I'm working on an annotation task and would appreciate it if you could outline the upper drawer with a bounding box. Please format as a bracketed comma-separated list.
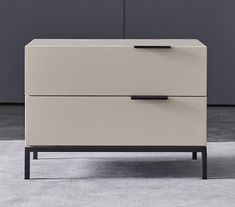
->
[25, 39, 207, 96]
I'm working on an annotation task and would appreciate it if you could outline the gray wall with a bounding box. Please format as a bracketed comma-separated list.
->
[0, 0, 235, 104]
[0, 0, 124, 103]
[125, 0, 235, 105]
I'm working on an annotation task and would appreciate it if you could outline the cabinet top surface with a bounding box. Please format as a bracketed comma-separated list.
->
[26, 39, 206, 47]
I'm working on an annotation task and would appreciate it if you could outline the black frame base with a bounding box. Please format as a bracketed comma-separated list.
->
[24, 146, 207, 180]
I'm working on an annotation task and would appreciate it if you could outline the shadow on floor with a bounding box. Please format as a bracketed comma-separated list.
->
[29, 152, 235, 180]
[38, 160, 201, 179]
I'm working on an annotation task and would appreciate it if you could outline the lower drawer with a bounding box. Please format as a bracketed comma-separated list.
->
[25, 96, 206, 146]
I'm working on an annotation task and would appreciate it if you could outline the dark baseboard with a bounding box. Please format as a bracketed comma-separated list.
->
[207, 105, 235, 107]
[0, 103, 24, 105]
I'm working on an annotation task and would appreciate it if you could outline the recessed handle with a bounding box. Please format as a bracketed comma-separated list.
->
[134, 46, 171, 49]
[131, 96, 168, 100]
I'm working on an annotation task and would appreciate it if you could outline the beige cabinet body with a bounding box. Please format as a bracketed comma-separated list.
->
[25, 39, 207, 147]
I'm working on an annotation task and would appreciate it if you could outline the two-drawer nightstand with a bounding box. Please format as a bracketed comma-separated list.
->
[25, 39, 207, 179]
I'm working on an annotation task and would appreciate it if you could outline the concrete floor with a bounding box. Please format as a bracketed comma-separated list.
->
[1, 141, 235, 207]
[0, 104, 235, 141]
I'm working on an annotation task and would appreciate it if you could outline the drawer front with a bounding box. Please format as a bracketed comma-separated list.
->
[25, 46, 206, 96]
[25, 96, 206, 146]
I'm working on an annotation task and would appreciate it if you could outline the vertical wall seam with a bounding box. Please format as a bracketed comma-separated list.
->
[123, 0, 126, 38]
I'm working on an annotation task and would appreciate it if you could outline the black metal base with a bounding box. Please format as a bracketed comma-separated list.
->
[192, 152, 197, 160]
[24, 146, 207, 180]
[33, 151, 38, 159]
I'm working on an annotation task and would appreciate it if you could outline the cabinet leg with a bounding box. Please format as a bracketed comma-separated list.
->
[25, 148, 30, 179]
[202, 148, 207, 179]
[33, 151, 38, 160]
[192, 152, 197, 160]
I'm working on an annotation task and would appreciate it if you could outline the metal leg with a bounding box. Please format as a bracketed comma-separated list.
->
[192, 152, 197, 160]
[33, 151, 38, 159]
[25, 148, 30, 179]
[202, 148, 207, 179]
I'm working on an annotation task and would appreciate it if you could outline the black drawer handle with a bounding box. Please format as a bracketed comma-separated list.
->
[134, 46, 171, 49]
[131, 96, 168, 100]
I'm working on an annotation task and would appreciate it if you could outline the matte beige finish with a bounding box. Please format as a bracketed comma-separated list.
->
[25, 39, 207, 96]
[25, 96, 206, 146]
[25, 39, 207, 147]
[26, 39, 206, 47]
